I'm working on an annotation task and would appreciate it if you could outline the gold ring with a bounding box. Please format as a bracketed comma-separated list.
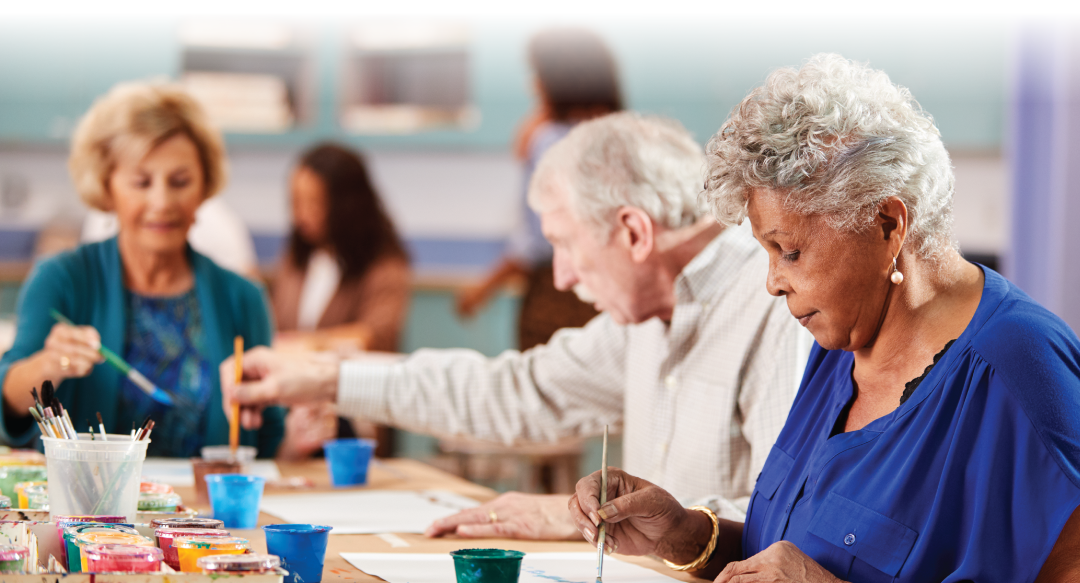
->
[488, 510, 498, 523]
[59, 355, 71, 371]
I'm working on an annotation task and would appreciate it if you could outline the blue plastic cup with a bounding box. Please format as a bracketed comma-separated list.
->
[205, 474, 265, 529]
[263, 524, 332, 583]
[323, 438, 376, 487]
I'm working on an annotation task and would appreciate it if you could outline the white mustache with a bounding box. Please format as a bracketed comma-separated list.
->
[572, 284, 597, 304]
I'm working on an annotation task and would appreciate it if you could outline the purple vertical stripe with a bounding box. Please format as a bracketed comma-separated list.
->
[1006, 26, 1080, 333]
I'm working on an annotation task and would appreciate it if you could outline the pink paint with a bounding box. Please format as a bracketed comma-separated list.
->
[154, 527, 229, 571]
[54, 515, 125, 565]
[83, 544, 163, 573]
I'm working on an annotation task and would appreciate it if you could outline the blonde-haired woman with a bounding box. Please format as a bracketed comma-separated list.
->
[0, 82, 284, 457]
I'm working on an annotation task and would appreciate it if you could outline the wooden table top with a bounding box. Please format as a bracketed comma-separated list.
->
[172, 458, 707, 582]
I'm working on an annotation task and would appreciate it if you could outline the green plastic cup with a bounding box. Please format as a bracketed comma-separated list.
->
[450, 549, 525, 583]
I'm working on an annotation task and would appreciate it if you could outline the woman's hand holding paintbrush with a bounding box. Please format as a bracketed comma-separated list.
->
[568, 467, 716, 564]
[40, 322, 104, 379]
[49, 310, 173, 406]
[1, 322, 103, 414]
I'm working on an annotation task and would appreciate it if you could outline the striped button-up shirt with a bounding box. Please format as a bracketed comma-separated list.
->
[337, 223, 813, 519]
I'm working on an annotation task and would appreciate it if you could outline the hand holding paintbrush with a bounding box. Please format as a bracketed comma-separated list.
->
[568, 444, 720, 565]
[1, 318, 104, 416]
[39, 320, 104, 381]
[49, 310, 173, 406]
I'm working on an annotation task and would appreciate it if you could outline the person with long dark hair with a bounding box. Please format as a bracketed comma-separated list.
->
[271, 143, 409, 459]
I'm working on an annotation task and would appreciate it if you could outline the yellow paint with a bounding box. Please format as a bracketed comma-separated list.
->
[177, 545, 246, 572]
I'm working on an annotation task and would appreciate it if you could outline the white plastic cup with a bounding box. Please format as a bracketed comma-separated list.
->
[43, 434, 149, 523]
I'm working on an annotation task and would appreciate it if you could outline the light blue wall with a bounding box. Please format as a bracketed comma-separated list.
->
[0, 12, 179, 140]
[0, 19, 1008, 151]
[401, 290, 519, 357]
[574, 12, 1002, 148]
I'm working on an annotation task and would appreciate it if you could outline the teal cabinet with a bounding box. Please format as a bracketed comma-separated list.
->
[401, 289, 519, 357]
[0, 13, 179, 140]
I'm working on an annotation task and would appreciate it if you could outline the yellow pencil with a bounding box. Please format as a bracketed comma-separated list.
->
[230, 336, 243, 456]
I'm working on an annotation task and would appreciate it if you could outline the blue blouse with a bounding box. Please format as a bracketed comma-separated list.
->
[120, 289, 213, 458]
[743, 267, 1080, 582]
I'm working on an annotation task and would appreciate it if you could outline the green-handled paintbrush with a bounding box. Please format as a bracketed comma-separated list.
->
[49, 309, 173, 406]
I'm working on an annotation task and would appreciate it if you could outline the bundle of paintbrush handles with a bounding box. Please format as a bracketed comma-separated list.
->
[29, 381, 78, 439]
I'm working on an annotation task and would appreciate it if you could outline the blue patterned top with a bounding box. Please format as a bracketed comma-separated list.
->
[120, 289, 214, 458]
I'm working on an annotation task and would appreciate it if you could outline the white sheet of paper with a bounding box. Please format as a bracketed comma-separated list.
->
[259, 490, 480, 534]
[140, 457, 282, 486]
[340, 552, 680, 583]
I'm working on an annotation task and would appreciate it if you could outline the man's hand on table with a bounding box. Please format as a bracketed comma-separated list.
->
[220, 346, 341, 430]
[425, 492, 582, 540]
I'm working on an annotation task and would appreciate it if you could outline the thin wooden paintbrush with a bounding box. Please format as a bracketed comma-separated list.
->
[27, 406, 49, 437]
[230, 336, 243, 457]
[96, 412, 108, 441]
[596, 425, 609, 583]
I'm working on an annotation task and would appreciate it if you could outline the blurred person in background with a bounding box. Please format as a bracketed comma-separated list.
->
[222, 113, 812, 540]
[0, 82, 285, 457]
[271, 143, 410, 461]
[456, 27, 622, 350]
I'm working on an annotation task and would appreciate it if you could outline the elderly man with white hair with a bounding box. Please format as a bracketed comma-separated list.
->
[222, 112, 811, 540]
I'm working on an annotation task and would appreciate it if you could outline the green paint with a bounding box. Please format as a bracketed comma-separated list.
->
[451, 549, 525, 583]
[0, 557, 25, 573]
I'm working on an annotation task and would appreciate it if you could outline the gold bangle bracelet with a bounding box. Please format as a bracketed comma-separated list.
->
[662, 505, 720, 572]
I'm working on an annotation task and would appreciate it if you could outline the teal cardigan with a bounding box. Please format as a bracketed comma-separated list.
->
[0, 238, 285, 457]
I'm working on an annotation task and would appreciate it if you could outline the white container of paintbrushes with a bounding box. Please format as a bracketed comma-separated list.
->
[41, 434, 149, 523]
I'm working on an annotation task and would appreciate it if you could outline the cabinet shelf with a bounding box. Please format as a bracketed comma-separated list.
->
[340, 23, 475, 135]
[352, 44, 466, 57]
[182, 43, 308, 58]
[179, 23, 316, 134]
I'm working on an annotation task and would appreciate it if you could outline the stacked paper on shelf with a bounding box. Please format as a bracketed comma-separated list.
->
[343, 104, 466, 133]
[352, 15, 470, 50]
[182, 72, 294, 132]
[179, 14, 293, 48]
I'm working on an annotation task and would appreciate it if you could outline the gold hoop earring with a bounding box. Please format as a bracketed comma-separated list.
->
[890, 256, 904, 285]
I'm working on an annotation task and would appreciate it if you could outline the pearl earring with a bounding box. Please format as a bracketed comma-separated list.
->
[890, 256, 904, 285]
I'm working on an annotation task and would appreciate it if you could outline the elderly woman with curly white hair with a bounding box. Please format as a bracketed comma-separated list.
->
[568, 54, 1080, 582]
[0, 82, 285, 457]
